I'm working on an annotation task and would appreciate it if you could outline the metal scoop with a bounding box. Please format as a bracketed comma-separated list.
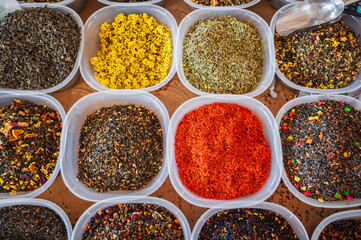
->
[276, 0, 358, 36]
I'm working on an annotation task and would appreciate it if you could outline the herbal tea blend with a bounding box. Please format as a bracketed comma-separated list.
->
[91, 13, 172, 89]
[280, 100, 361, 202]
[275, 22, 361, 89]
[182, 16, 264, 94]
[77, 104, 163, 192]
[174, 102, 271, 200]
[106, 0, 149, 2]
[319, 219, 361, 239]
[20, 0, 64, 2]
[0, 99, 62, 194]
[0, 7, 81, 90]
[198, 208, 299, 239]
[82, 203, 184, 239]
[189, 0, 253, 6]
[0, 205, 67, 240]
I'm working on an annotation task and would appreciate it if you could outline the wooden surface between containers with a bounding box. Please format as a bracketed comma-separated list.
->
[41, 0, 361, 238]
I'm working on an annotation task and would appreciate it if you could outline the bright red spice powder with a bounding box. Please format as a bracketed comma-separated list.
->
[174, 102, 271, 200]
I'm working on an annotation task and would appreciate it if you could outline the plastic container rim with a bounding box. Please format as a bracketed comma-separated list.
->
[176, 8, 276, 98]
[80, 4, 178, 93]
[275, 94, 361, 208]
[61, 90, 170, 202]
[168, 95, 282, 208]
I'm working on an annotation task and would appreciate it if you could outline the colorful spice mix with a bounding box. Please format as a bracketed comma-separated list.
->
[0, 7, 81, 90]
[275, 22, 361, 89]
[174, 102, 271, 200]
[77, 104, 163, 192]
[82, 203, 183, 239]
[190, 0, 253, 6]
[182, 16, 264, 94]
[91, 13, 172, 89]
[0, 99, 62, 194]
[107, 0, 149, 2]
[319, 219, 361, 239]
[280, 100, 361, 202]
[0, 205, 67, 239]
[198, 208, 299, 239]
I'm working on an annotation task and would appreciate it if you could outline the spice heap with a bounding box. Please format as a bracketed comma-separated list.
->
[91, 13, 172, 89]
[20, 0, 63, 2]
[190, 0, 253, 6]
[319, 219, 361, 239]
[0, 205, 67, 239]
[183, 16, 264, 94]
[82, 203, 183, 239]
[175, 102, 271, 200]
[280, 100, 361, 202]
[198, 208, 299, 239]
[77, 104, 163, 192]
[275, 22, 361, 89]
[0, 99, 62, 194]
[107, 0, 149, 2]
[0, 7, 81, 90]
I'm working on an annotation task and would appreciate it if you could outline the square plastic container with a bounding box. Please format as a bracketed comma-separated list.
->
[80, 5, 178, 92]
[191, 202, 309, 240]
[17, 0, 87, 12]
[0, 93, 66, 199]
[0, 3, 84, 94]
[270, 3, 361, 95]
[168, 95, 282, 208]
[276, 94, 361, 208]
[176, 9, 276, 98]
[97, 0, 164, 7]
[72, 196, 191, 240]
[311, 209, 361, 240]
[61, 91, 170, 202]
[184, 0, 260, 11]
[0, 198, 72, 239]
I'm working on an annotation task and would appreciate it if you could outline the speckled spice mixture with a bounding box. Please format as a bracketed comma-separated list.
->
[275, 22, 361, 89]
[319, 219, 361, 239]
[82, 203, 184, 239]
[0, 99, 62, 194]
[0, 205, 67, 240]
[0, 7, 80, 90]
[77, 104, 163, 192]
[280, 100, 361, 202]
[198, 208, 299, 239]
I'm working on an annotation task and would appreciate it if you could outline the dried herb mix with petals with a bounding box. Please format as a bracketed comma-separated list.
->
[77, 104, 163, 192]
[198, 208, 299, 239]
[82, 203, 183, 239]
[0, 205, 67, 240]
[319, 219, 361, 239]
[275, 22, 361, 89]
[21, 0, 64, 2]
[175, 102, 271, 200]
[280, 100, 361, 202]
[182, 16, 264, 94]
[0, 99, 62, 194]
[190, 0, 253, 6]
[0, 7, 80, 90]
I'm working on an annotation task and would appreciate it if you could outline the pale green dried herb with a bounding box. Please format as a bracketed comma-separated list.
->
[182, 16, 264, 94]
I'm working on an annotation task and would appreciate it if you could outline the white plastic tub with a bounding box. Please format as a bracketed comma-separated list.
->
[176, 9, 275, 98]
[80, 5, 177, 92]
[0, 3, 84, 94]
[276, 94, 361, 208]
[61, 91, 169, 202]
[72, 196, 191, 240]
[311, 209, 361, 240]
[168, 95, 282, 208]
[98, 0, 164, 7]
[18, 0, 86, 12]
[0, 198, 72, 239]
[270, 3, 361, 94]
[184, 0, 260, 11]
[191, 202, 309, 240]
[0, 93, 66, 199]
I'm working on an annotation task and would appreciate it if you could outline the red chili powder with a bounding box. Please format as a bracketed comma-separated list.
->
[174, 102, 271, 200]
